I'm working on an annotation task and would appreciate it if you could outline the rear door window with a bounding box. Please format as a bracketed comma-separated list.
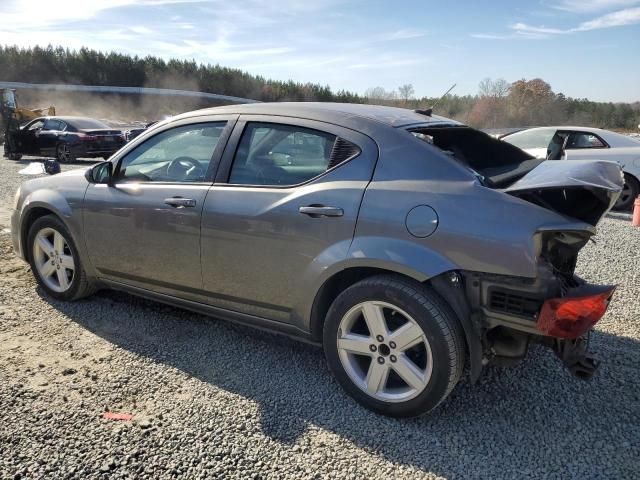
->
[228, 122, 360, 186]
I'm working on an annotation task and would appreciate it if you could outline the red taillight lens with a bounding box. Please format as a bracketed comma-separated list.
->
[537, 287, 616, 339]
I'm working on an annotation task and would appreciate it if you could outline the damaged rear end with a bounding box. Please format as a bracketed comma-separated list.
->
[488, 160, 621, 378]
[412, 125, 623, 380]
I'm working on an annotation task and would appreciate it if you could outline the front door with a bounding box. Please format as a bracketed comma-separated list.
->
[38, 119, 65, 156]
[18, 119, 44, 155]
[200, 117, 377, 323]
[83, 119, 234, 298]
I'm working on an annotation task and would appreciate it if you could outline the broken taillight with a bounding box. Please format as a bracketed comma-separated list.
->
[536, 286, 616, 339]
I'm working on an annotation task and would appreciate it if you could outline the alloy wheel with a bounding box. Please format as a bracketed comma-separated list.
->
[336, 301, 433, 403]
[58, 144, 71, 162]
[32, 227, 75, 293]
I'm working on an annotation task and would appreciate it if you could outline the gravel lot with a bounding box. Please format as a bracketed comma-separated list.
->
[1, 156, 639, 479]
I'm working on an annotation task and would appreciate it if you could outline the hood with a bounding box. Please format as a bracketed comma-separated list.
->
[503, 160, 623, 226]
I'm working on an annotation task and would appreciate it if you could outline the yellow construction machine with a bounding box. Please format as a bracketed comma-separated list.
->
[2, 88, 55, 159]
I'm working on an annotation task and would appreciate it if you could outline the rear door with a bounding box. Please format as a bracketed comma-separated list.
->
[83, 116, 236, 299]
[200, 116, 377, 323]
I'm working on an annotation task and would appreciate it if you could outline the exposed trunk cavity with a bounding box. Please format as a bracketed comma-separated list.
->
[410, 126, 624, 226]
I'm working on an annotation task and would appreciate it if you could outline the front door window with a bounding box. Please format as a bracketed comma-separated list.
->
[116, 122, 226, 183]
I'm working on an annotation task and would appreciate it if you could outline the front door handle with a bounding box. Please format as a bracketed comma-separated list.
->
[164, 197, 196, 208]
[299, 205, 344, 218]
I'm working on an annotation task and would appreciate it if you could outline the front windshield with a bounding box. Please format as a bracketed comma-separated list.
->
[502, 128, 556, 150]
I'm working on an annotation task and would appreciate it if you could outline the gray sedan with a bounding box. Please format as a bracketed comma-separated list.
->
[11, 103, 623, 417]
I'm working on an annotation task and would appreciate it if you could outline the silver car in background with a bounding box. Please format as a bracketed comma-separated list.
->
[11, 103, 622, 417]
[501, 126, 640, 210]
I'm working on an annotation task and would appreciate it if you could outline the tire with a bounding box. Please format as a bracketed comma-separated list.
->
[27, 215, 95, 301]
[613, 174, 639, 211]
[323, 275, 465, 417]
[56, 143, 75, 163]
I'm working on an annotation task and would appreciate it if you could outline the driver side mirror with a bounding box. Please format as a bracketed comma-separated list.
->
[87, 161, 113, 184]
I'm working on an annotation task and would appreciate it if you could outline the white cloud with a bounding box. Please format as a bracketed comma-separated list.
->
[574, 5, 640, 29]
[384, 29, 427, 40]
[476, 5, 640, 39]
[511, 6, 640, 34]
[470, 33, 513, 40]
[510, 23, 564, 34]
[552, 0, 640, 13]
[129, 26, 153, 35]
[2, 0, 210, 29]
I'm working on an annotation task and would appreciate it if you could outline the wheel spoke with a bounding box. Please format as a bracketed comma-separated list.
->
[36, 235, 53, 255]
[59, 254, 74, 270]
[39, 261, 56, 279]
[389, 322, 424, 352]
[361, 303, 388, 339]
[392, 354, 426, 391]
[337, 333, 373, 356]
[56, 268, 70, 290]
[53, 232, 65, 253]
[365, 360, 389, 394]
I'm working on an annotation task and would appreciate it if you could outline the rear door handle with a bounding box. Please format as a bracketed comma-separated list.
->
[164, 197, 196, 208]
[299, 205, 344, 217]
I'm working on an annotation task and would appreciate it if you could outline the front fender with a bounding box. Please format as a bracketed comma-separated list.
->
[18, 184, 93, 275]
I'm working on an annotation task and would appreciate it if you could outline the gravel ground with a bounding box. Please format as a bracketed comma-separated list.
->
[0, 156, 639, 479]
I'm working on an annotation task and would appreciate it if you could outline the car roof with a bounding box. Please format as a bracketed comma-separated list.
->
[44, 116, 107, 123]
[504, 125, 640, 148]
[179, 102, 461, 129]
[516, 125, 609, 133]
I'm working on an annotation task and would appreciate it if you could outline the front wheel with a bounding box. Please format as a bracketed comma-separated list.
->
[27, 215, 95, 301]
[323, 275, 465, 417]
[613, 174, 639, 211]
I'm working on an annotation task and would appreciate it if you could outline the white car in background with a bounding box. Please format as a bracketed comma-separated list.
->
[501, 126, 640, 210]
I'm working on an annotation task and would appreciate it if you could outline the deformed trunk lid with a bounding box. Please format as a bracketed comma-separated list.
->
[503, 160, 624, 225]
[503, 160, 623, 193]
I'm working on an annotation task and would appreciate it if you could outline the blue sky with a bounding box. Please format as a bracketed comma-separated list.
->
[2, 0, 639, 101]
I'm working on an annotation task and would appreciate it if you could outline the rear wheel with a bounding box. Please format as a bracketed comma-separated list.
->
[613, 174, 639, 211]
[56, 143, 75, 163]
[323, 275, 465, 417]
[27, 215, 94, 301]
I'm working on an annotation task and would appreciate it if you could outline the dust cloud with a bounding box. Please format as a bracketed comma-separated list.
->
[16, 88, 231, 128]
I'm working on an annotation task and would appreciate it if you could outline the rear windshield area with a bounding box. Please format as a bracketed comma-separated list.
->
[409, 125, 544, 188]
[68, 118, 110, 129]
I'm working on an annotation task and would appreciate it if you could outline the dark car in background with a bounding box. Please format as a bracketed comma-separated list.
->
[10, 116, 125, 162]
[124, 121, 158, 142]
